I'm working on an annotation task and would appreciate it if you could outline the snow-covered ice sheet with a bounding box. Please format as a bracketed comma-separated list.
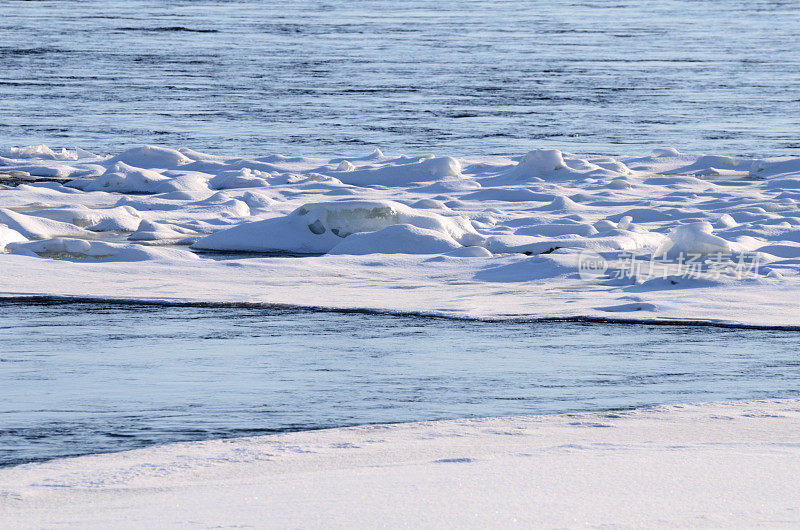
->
[1, 145, 800, 326]
[1, 399, 798, 528]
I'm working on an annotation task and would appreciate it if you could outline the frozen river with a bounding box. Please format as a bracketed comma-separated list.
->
[1, 301, 798, 466]
[2, 0, 800, 469]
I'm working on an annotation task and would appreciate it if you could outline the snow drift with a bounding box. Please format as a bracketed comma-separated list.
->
[192, 200, 484, 254]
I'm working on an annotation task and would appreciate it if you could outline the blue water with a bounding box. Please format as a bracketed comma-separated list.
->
[1, 301, 798, 467]
[1, 0, 799, 158]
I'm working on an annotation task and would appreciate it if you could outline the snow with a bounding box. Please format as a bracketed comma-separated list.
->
[1, 399, 798, 528]
[128, 220, 192, 242]
[107, 145, 193, 169]
[654, 221, 735, 257]
[6, 238, 199, 262]
[1, 145, 800, 326]
[329, 224, 462, 255]
[0, 208, 90, 239]
[0, 225, 26, 250]
[193, 200, 482, 254]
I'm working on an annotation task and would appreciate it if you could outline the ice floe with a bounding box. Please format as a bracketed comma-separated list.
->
[1, 144, 800, 325]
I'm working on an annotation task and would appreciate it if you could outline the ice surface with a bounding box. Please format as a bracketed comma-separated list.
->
[1, 145, 800, 325]
[1, 399, 798, 528]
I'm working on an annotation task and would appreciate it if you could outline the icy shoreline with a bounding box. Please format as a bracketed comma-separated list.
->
[1, 145, 799, 327]
[2, 399, 799, 528]
[3, 294, 800, 331]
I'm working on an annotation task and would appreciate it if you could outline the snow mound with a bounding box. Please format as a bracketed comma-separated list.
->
[0, 208, 90, 239]
[329, 224, 461, 255]
[69, 162, 214, 194]
[516, 223, 598, 237]
[25, 205, 143, 232]
[67, 162, 171, 194]
[208, 168, 271, 190]
[193, 200, 483, 254]
[441, 246, 493, 258]
[749, 157, 800, 179]
[0, 224, 27, 250]
[107, 146, 192, 169]
[6, 238, 199, 262]
[2, 145, 78, 161]
[328, 156, 462, 187]
[651, 147, 682, 157]
[502, 149, 629, 181]
[654, 222, 733, 257]
[128, 220, 192, 241]
[662, 155, 748, 176]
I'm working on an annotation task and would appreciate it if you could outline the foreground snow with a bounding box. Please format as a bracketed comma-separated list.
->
[1, 400, 798, 528]
[1, 145, 800, 326]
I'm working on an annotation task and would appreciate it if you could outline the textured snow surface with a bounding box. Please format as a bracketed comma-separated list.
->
[1, 146, 800, 326]
[1, 399, 799, 528]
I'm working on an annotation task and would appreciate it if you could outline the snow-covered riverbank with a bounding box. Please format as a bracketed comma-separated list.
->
[2, 399, 798, 528]
[1, 145, 799, 326]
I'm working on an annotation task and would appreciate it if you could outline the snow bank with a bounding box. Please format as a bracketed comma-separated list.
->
[1, 400, 798, 528]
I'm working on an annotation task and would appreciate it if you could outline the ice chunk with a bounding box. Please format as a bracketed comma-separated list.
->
[617, 216, 633, 231]
[654, 222, 732, 257]
[336, 160, 356, 172]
